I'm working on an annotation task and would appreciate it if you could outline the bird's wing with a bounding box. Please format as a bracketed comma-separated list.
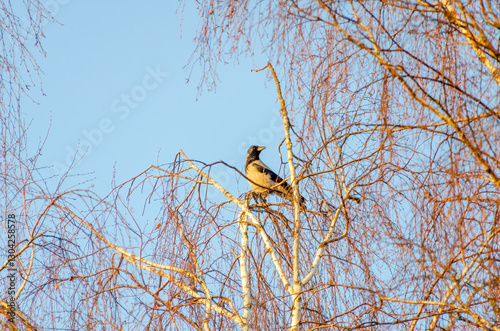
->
[252, 161, 292, 193]
[247, 160, 306, 206]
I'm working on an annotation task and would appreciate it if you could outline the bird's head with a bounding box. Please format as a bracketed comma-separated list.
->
[246, 145, 266, 164]
[248, 145, 266, 156]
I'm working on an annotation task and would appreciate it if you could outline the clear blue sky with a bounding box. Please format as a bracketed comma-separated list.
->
[24, 1, 287, 195]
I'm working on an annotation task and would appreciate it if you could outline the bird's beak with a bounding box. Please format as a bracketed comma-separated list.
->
[257, 146, 266, 152]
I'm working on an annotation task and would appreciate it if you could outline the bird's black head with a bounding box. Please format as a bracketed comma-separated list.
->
[246, 145, 266, 165]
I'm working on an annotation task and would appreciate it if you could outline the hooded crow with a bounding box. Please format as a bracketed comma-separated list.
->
[245, 145, 305, 206]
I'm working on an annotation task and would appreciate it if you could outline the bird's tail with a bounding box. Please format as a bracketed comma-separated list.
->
[272, 179, 306, 208]
[280, 191, 306, 209]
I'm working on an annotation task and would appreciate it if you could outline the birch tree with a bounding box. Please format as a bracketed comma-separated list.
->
[2, 0, 500, 330]
[177, 0, 500, 329]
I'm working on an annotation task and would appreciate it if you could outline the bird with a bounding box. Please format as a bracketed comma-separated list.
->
[245, 145, 305, 206]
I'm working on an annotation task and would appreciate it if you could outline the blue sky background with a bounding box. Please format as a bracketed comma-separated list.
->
[23, 1, 287, 197]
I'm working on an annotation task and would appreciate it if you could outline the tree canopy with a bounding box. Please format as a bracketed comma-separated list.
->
[1, 1, 499, 330]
